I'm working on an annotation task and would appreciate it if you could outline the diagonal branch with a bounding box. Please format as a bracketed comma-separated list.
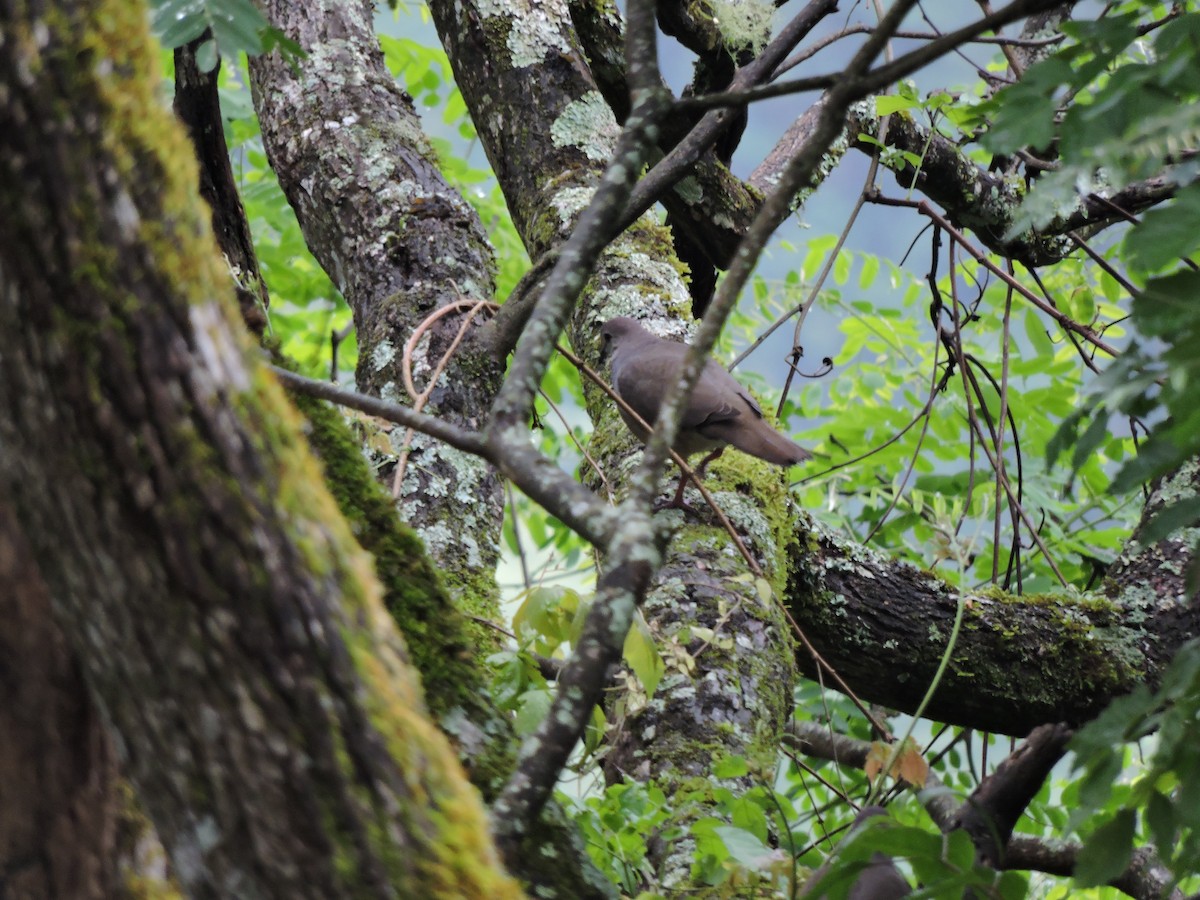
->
[850, 107, 1185, 265]
[488, 0, 672, 848]
[790, 721, 1183, 900]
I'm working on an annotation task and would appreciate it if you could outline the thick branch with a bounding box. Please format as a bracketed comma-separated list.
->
[787, 455, 1200, 735]
[849, 107, 1181, 265]
[951, 722, 1073, 866]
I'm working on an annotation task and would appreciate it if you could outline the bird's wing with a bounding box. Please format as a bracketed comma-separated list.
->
[686, 360, 762, 429]
[612, 349, 679, 425]
[613, 338, 763, 430]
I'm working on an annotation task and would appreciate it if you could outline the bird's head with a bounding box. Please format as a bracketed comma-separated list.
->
[599, 316, 644, 364]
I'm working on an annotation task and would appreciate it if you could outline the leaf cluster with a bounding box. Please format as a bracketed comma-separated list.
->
[1069, 640, 1200, 890]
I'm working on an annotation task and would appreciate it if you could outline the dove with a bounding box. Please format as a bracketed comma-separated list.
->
[600, 316, 810, 509]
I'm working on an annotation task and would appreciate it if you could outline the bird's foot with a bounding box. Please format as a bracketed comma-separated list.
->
[652, 495, 703, 516]
[654, 475, 705, 516]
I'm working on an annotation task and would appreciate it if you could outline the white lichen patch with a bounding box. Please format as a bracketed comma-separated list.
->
[549, 185, 598, 226]
[709, 0, 774, 53]
[371, 338, 397, 373]
[440, 706, 489, 756]
[708, 490, 777, 561]
[551, 92, 620, 161]
[112, 186, 140, 239]
[589, 251, 692, 328]
[472, 0, 572, 67]
[189, 300, 251, 394]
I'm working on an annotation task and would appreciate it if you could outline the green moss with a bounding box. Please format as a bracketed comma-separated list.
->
[337, 624, 523, 898]
[288, 387, 489, 719]
[117, 782, 184, 899]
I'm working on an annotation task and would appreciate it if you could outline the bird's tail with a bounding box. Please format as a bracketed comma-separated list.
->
[708, 418, 812, 466]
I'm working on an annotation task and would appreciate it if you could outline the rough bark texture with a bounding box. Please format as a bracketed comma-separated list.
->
[0, 2, 518, 896]
[241, 1, 614, 891]
[248, 0, 507, 641]
[786, 457, 1200, 735]
[428, 0, 607, 258]
[0, 506, 120, 900]
[173, 38, 270, 337]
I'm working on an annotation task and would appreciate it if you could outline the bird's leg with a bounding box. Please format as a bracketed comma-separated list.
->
[654, 472, 696, 513]
[693, 447, 724, 480]
[655, 448, 724, 515]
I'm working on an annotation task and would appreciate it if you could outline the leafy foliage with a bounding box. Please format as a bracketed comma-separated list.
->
[150, 0, 300, 72]
[1068, 640, 1200, 888]
[980, 7, 1200, 551]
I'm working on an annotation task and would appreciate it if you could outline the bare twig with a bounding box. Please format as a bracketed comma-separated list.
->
[270, 365, 490, 459]
[393, 298, 498, 495]
[871, 194, 1120, 358]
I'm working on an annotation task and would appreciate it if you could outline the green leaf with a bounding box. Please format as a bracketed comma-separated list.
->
[194, 38, 218, 73]
[1146, 790, 1176, 859]
[209, 0, 267, 58]
[1133, 270, 1200, 339]
[1070, 408, 1110, 473]
[1124, 181, 1200, 273]
[1074, 809, 1136, 887]
[713, 756, 750, 779]
[859, 253, 879, 290]
[980, 77, 1063, 154]
[153, 0, 209, 48]
[1022, 309, 1056, 360]
[513, 688, 553, 735]
[623, 612, 663, 697]
[150, 0, 269, 59]
[712, 826, 775, 869]
[876, 94, 919, 116]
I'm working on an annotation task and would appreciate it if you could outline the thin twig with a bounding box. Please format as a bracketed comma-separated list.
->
[270, 365, 491, 459]
[394, 298, 498, 495]
[871, 195, 1120, 358]
[537, 383, 614, 505]
[994, 275, 1015, 586]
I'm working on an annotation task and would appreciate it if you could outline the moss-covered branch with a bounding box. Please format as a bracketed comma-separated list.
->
[785, 458, 1200, 735]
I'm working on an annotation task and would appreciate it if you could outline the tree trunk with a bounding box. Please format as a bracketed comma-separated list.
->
[0, 2, 518, 896]
[0, 506, 121, 900]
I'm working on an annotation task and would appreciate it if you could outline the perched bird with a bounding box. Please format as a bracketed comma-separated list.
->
[600, 316, 810, 509]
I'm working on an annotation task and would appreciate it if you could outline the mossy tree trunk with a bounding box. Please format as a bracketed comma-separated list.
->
[0, 1, 518, 897]
[0, 506, 121, 899]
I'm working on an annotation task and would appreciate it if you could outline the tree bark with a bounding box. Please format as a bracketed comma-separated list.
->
[0, 506, 121, 900]
[786, 457, 1200, 735]
[248, 0, 508, 644]
[0, 1, 518, 896]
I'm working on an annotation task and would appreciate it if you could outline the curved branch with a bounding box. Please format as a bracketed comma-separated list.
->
[848, 107, 1181, 265]
[791, 721, 1184, 900]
